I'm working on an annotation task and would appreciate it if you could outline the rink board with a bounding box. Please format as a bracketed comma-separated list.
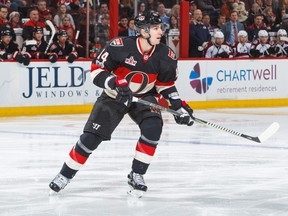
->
[0, 59, 288, 116]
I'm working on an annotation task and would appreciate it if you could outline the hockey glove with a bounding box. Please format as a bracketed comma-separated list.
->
[14, 52, 24, 63]
[217, 52, 229, 58]
[22, 54, 31, 66]
[49, 53, 58, 63]
[170, 100, 194, 126]
[249, 49, 261, 58]
[67, 52, 77, 63]
[108, 77, 132, 107]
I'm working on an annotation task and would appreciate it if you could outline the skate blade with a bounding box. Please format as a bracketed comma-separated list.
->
[127, 187, 145, 198]
[49, 189, 59, 196]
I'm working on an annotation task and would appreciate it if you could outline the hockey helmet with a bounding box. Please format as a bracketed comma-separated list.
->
[214, 31, 224, 39]
[57, 30, 68, 37]
[33, 26, 43, 34]
[238, 30, 248, 37]
[277, 29, 287, 37]
[258, 30, 268, 37]
[1, 29, 12, 37]
[135, 12, 162, 32]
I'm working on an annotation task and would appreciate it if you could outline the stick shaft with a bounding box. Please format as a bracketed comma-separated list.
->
[133, 97, 261, 143]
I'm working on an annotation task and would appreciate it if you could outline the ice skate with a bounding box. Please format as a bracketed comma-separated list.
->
[127, 171, 147, 198]
[49, 173, 70, 193]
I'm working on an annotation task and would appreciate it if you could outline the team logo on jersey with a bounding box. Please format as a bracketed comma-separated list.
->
[110, 38, 124, 47]
[168, 49, 176, 60]
[125, 56, 137, 66]
[189, 63, 213, 94]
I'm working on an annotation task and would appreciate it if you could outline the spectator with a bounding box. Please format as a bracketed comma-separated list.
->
[0, 5, 16, 41]
[119, 0, 134, 18]
[0, 28, 29, 65]
[118, 17, 136, 36]
[235, 1, 249, 25]
[58, 14, 75, 43]
[56, 0, 83, 11]
[189, 1, 198, 19]
[168, 15, 179, 30]
[145, 0, 158, 13]
[91, 14, 110, 49]
[246, 3, 262, 25]
[195, 0, 215, 14]
[37, 0, 47, 22]
[50, 29, 78, 63]
[222, 10, 245, 45]
[9, 11, 23, 28]
[263, 6, 277, 31]
[280, 14, 288, 32]
[22, 8, 46, 40]
[246, 14, 267, 42]
[118, 15, 128, 33]
[273, 28, 288, 56]
[189, 9, 211, 57]
[54, 4, 75, 29]
[202, 13, 214, 36]
[169, 4, 180, 24]
[214, 13, 226, 32]
[204, 31, 233, 58]
[137, 2, 146, 15]
[249, 29, 272, 57]
[231, 30, 252, 58]
[97, 2, 109, 23]
[157, 3, 169, 30]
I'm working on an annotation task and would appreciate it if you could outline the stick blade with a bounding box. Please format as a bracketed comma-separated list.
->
[258, 122, 280, 143]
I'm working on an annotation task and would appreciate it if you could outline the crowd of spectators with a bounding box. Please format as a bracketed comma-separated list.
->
[0, 0, 288, 63]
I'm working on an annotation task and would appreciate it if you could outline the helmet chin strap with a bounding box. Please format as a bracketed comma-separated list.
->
[143, 27, 154, 46]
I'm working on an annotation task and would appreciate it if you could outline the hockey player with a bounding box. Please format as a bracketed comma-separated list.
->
[22, 27, 49, 60]
[249, 30, 272, 58]
[232, 30, 252, 58]
[204, 31, 233, 58]
[49, 12, 194, 197]
[272, 29, 288, 57]
[0, 28, 30, 65]
[49, 30, 78, 63]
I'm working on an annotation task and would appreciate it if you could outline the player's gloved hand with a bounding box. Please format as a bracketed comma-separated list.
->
[22, 54, 30, 66]
[170, 100, 194, 126]
[49, 53, 58, 63]
[249, 49, 261, 58]
[267, 46, 276, 55]
[217, 52, 229, 58]
[108, 77, 132, 107]
[67, 52, 77, 63]
[14, 52, 24, 63]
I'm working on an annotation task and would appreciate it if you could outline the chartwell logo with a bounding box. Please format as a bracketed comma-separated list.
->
[189, 63, 213, 94]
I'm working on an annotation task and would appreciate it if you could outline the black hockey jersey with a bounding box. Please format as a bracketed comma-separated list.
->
[0, 41, 19, 60]
[50, 41, 74, 58]
[90, 36, 178, 98]
[22, 40, 49, 59]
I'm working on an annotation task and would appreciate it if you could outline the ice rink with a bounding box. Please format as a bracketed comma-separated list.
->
[0, 106, 288, 216]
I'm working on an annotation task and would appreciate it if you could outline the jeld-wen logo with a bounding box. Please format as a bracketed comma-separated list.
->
[189, 63, 213, 94]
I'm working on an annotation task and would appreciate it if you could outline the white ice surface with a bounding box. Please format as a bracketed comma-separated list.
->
[0, 107, 288, 216]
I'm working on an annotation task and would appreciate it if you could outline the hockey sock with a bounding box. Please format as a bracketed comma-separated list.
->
[132, 117, 162, 174]
[61, 133, 103, 179]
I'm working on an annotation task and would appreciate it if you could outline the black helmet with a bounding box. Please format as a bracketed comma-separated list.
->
[58, 30, 68, 37]
[135, 12, 162, 30]
[33, 26, 43, 34]
[1, 29, 12, 37]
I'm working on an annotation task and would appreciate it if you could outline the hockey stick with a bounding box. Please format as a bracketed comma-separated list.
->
[44, 20, 57, 54]
[132, 97, 280, 143]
